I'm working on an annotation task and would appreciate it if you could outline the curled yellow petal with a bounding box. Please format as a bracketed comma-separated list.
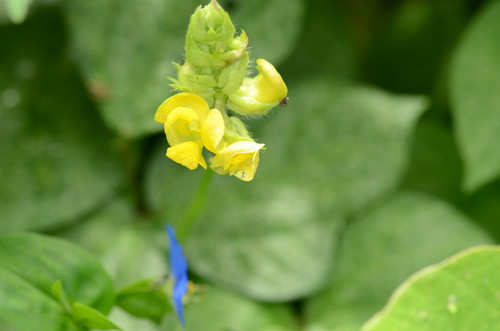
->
[211, 140, 264, 181]
[201, 108, 225, 153]
[227, 59, 288, 115]
[166, 141, 207, 170]
[164, 107, 200, 146]
[253, 58, 288, 103]
[155, 92, 210, 124]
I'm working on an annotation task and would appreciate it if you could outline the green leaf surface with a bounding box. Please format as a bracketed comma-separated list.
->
[4, 0, 32, 24]
[305, 192, 493, 331]
[362, 246, 500, 331]
[0, 233, 115, 331]
[73, 303, 122, 330]
[63, 0, 303, 138]
[450, 0, 500, 191]
[166, 286, 297, 331]
[0, 8, 122, 233]
[147, 79, 426, 301]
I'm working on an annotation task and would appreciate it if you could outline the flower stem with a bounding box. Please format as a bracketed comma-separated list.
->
[177, 168, 214, 244]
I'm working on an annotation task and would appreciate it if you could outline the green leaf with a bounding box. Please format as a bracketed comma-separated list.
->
[0, 233, 115, 331]
[4, 0, 32, 24]
[450, 1, 500, 191]
[55, 198, 168, 288]
[400, 116, 463, 203]
[166, 286, 297, 331]
[63, 0, 303, 138]
[147, 79, 426, 301]
[362, 246, 500, 331]
[115, 278, 172, 324]
[73, 303, 122, 330]
[305, 193, 493, 331]
[0, 8, 122, 233]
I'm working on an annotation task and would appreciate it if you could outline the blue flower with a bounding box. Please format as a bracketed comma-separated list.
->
[165, 225, 188, 327]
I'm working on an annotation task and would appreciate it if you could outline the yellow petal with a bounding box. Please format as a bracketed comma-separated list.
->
[164, 107, 200, 146]
[155, 92, 210, 124]
[210, 140, 264, 181]
[201, 108, 225, 153]
[253, 59, 288, 104]
[166, 141, 207, 170]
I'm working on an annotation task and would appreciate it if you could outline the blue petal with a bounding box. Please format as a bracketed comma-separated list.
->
[166, 225, 188, 327]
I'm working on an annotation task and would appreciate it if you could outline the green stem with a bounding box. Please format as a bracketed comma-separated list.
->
[177, 168, 214, 244]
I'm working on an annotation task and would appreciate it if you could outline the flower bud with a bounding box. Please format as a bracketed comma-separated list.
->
[186, 0, 235, 45]
[227, 59, 288, 115]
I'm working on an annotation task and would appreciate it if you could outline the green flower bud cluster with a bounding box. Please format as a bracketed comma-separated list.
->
[170, 0, 249, 105]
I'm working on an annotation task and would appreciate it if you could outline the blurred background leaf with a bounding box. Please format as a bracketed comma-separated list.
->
[0, 7, 123, 233]
[304, 192, 493, 331]
[450, 0, 500, 192]
[0, 233, 115, 330]
[362, 246, 500, 331]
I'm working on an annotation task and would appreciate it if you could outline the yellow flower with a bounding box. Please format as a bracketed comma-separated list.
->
[227, 58, 288, 115]
[155, 93, 214, 170]
[211, 140, 265, 181]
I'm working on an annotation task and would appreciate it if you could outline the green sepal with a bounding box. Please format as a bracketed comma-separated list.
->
[115, 277, 173, 324]
[186, 0, 236, 45]
[227, 90, 279, 116]
[219, 52, 249, 94]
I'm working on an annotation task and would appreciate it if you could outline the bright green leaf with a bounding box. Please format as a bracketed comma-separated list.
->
[305, 193, 493, 331]
[73, 303, 122, 330]
[0, 233, 115, 330]
[63, 0, 303, 138]
[0, 9, 122, 233]
[450, 0, 500, 191]
[147, 79, 426, 301]
[362, 246, 500, 331]
[4, 0, 32, 24]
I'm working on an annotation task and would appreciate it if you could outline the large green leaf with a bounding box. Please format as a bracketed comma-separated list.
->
[147, 79, 426, 301]
[0, 8, 122, 233]
[0, 233, 115, 331]
[165, 286, 297, 331]
[362, 245, 500, 331]
[305, 192, 493, 331]
[450, 0, 500, 191]
[63, 0, 303, 138]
